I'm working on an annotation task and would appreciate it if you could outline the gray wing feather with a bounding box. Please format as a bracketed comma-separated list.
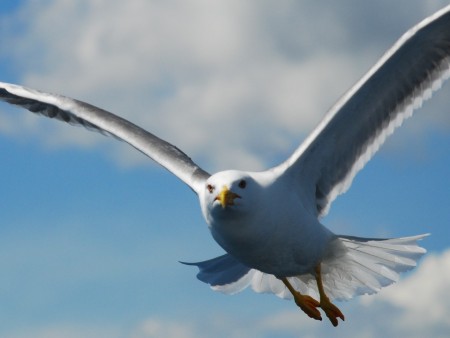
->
[0, 82, 210, 193]
[273, 6, 450, 216]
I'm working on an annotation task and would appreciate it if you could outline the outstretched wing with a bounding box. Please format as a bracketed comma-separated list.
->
[0, 82, 210, 194]
[272, 6, 450, 216]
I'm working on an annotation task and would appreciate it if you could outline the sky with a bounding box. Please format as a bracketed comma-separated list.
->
[0, 1, 450, 337]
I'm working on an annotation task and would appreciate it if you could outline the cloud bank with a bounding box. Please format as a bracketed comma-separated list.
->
[2, 0, 448, 171]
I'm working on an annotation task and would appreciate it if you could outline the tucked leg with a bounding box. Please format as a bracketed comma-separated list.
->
[281, 277, 322, 321]
[314, 264, 345, 327]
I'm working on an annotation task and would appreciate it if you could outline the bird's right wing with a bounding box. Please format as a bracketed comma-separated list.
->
[271, 6, 450, 216]
[0, 82, 210, 194]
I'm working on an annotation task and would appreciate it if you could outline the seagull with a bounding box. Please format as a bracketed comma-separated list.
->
[1, 5, 449, 327]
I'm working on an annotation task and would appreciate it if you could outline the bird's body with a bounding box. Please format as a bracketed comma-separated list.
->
[201, 170, 334, 277]
[1, 4, 450, 327]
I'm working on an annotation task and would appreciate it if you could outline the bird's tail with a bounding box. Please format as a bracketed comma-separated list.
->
[183, 234, 428, 302]
[313, 233, 429, 300]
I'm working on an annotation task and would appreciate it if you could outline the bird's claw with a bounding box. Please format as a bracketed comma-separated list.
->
[320, 298, 345, 327]
[294, 294, 322, 321]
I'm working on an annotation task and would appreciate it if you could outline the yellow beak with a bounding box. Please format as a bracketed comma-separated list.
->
[215, 186, 241, 208]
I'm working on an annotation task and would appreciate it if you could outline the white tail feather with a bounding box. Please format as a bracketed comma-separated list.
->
[210, 234, 428, 302]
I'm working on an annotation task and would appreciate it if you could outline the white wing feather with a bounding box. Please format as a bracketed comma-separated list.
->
[271, 5, 450, 216]
[0, 82, 209, 193]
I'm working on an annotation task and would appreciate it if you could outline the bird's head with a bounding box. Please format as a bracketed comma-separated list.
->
[200, 170, 256, 223]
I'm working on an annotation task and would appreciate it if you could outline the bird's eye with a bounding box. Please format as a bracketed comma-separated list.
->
[207, 184, 215, 193]
[238, 179, 247, 189]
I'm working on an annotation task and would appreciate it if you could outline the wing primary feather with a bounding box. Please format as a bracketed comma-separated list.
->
[0, 83, 210, 193]
[271, 5, 450, 216]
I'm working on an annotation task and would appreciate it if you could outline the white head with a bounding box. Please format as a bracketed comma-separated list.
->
[200, 170, 256, 223]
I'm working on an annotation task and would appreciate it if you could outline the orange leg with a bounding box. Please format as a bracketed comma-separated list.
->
[314, 264, 345, 327]
[281, 277, 322, 321]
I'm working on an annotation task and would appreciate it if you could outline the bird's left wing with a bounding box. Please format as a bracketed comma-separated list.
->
[271, 6, 450, 216]
[0, 82, 210, 194]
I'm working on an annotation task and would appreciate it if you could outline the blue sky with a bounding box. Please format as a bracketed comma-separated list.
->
[0, 1, 450, 337]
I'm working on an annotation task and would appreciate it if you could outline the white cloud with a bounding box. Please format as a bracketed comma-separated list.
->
[2, 1, 447, 171]
[376, 250, 450, 333]
[3, 324, 122, 338]
[131, 318, 198, 338]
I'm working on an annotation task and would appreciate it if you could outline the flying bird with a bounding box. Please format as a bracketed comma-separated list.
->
[1, 5, 450, 327]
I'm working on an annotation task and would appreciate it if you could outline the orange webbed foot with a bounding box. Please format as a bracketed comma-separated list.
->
[294, 294, 322, 321]
[320, 297, 345, 327]
[314, 264, 345, 327]
[281, 277, 322, 321]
